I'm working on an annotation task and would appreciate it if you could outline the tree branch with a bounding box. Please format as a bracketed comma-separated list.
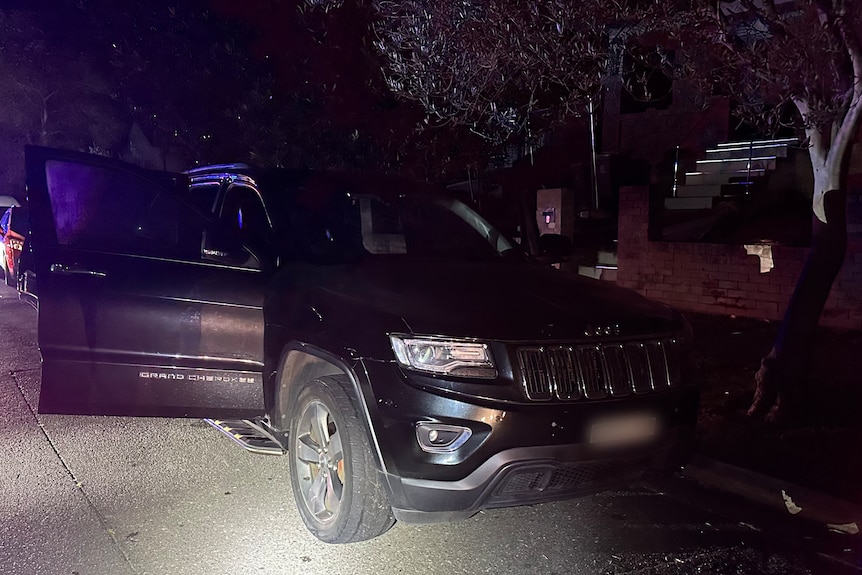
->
[828, 0, 862, 166]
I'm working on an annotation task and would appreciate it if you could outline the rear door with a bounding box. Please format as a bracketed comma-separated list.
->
[25, 146, 267, 418]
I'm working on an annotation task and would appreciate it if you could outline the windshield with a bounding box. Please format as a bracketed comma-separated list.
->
[284, 189, 516, 263]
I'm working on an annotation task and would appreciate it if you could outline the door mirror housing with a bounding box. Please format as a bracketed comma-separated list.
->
[201, 228, 260, 269]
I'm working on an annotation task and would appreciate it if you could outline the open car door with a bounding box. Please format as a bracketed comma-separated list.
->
[25, 146, 267, 418]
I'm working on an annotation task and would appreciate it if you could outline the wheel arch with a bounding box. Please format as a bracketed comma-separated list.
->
[272, 342, 388, 474]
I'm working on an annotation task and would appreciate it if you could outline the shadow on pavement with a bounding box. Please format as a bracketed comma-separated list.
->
[689, 312, 862, 505]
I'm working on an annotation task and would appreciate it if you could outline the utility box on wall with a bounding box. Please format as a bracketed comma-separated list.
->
[536, 188, 575, 238]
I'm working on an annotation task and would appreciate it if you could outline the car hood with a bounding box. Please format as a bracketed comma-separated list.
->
[299, 259, 682, 342]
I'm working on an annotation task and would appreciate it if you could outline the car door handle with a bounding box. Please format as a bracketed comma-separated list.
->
[49, 263, 107, 278]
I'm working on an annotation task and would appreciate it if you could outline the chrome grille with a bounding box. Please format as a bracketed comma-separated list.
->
[516, 339, 680, 401]
[576, 346, 607, 399]
[547, 345, 579, 400]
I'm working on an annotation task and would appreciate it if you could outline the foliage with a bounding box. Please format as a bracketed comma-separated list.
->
[668, 0, 862, 230]
[672, 1, 862, 145]
[369, 1, 675, 142]
[212, 0, 489, 179]
[70, 0, 275, 166]
[310, 0, 862, 172]
[306, 1, 683, 144]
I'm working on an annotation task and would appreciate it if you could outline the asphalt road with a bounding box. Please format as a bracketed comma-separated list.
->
[0, 283, 858, 575]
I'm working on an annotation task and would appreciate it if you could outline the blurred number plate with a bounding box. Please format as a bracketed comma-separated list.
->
[589, 414, 657, 447]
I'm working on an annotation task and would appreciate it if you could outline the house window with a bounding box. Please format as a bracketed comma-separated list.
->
[620, 50, 674, 114]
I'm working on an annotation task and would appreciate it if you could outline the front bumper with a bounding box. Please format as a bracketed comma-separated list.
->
[359, 359, 698, 523]
[385, 429, 693, 524]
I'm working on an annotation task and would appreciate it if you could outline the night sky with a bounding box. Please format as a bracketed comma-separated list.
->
[0, 0, 481, 190]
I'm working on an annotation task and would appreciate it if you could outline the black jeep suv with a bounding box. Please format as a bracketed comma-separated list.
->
[25, 146, 697, 543]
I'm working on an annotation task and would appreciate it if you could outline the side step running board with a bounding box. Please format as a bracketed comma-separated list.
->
[204, 418, 287, 456]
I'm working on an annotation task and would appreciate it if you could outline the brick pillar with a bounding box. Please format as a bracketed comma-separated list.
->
[616, 186, 650, 290]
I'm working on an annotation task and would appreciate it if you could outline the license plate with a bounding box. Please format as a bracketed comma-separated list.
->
[589, 414, 657, 447]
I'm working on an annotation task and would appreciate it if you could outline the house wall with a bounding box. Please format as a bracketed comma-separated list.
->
[616, 186, 862, 330]
[602, 76, 730, 166]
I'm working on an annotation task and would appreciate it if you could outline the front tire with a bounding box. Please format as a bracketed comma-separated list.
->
[287, 375, 394, 543]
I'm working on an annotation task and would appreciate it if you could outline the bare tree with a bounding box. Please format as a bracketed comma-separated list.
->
[672, 0, 862, 421]
[368, 1, 680, 143]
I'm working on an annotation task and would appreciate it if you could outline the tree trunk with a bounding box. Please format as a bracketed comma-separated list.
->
[748, 183, 848, 422]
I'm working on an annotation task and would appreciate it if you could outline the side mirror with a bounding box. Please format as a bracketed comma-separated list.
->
[201, 228, 260, 269]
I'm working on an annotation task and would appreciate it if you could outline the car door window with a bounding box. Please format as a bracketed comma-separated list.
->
[190, 182, 220, 214]
[45, 159, 202, 259]
[220, 184, 271, 260]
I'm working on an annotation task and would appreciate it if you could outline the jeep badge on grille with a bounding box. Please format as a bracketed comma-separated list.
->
[583, 323, 621, 337]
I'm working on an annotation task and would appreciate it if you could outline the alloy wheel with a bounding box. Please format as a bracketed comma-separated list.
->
[293, 400, 346, 523]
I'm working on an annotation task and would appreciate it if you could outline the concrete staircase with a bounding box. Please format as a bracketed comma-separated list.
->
[665, 138, 798, 210]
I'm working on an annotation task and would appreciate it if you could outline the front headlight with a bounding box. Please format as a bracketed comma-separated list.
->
[389, 335, 497, 379]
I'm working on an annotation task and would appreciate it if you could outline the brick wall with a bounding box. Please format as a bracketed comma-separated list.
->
[616, 186, 862, 330]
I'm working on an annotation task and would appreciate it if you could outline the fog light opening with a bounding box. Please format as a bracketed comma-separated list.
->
[415, 423, 472, 453]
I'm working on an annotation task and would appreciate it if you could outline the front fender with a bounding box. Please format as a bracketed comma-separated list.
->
[270, 342, 392, 478]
